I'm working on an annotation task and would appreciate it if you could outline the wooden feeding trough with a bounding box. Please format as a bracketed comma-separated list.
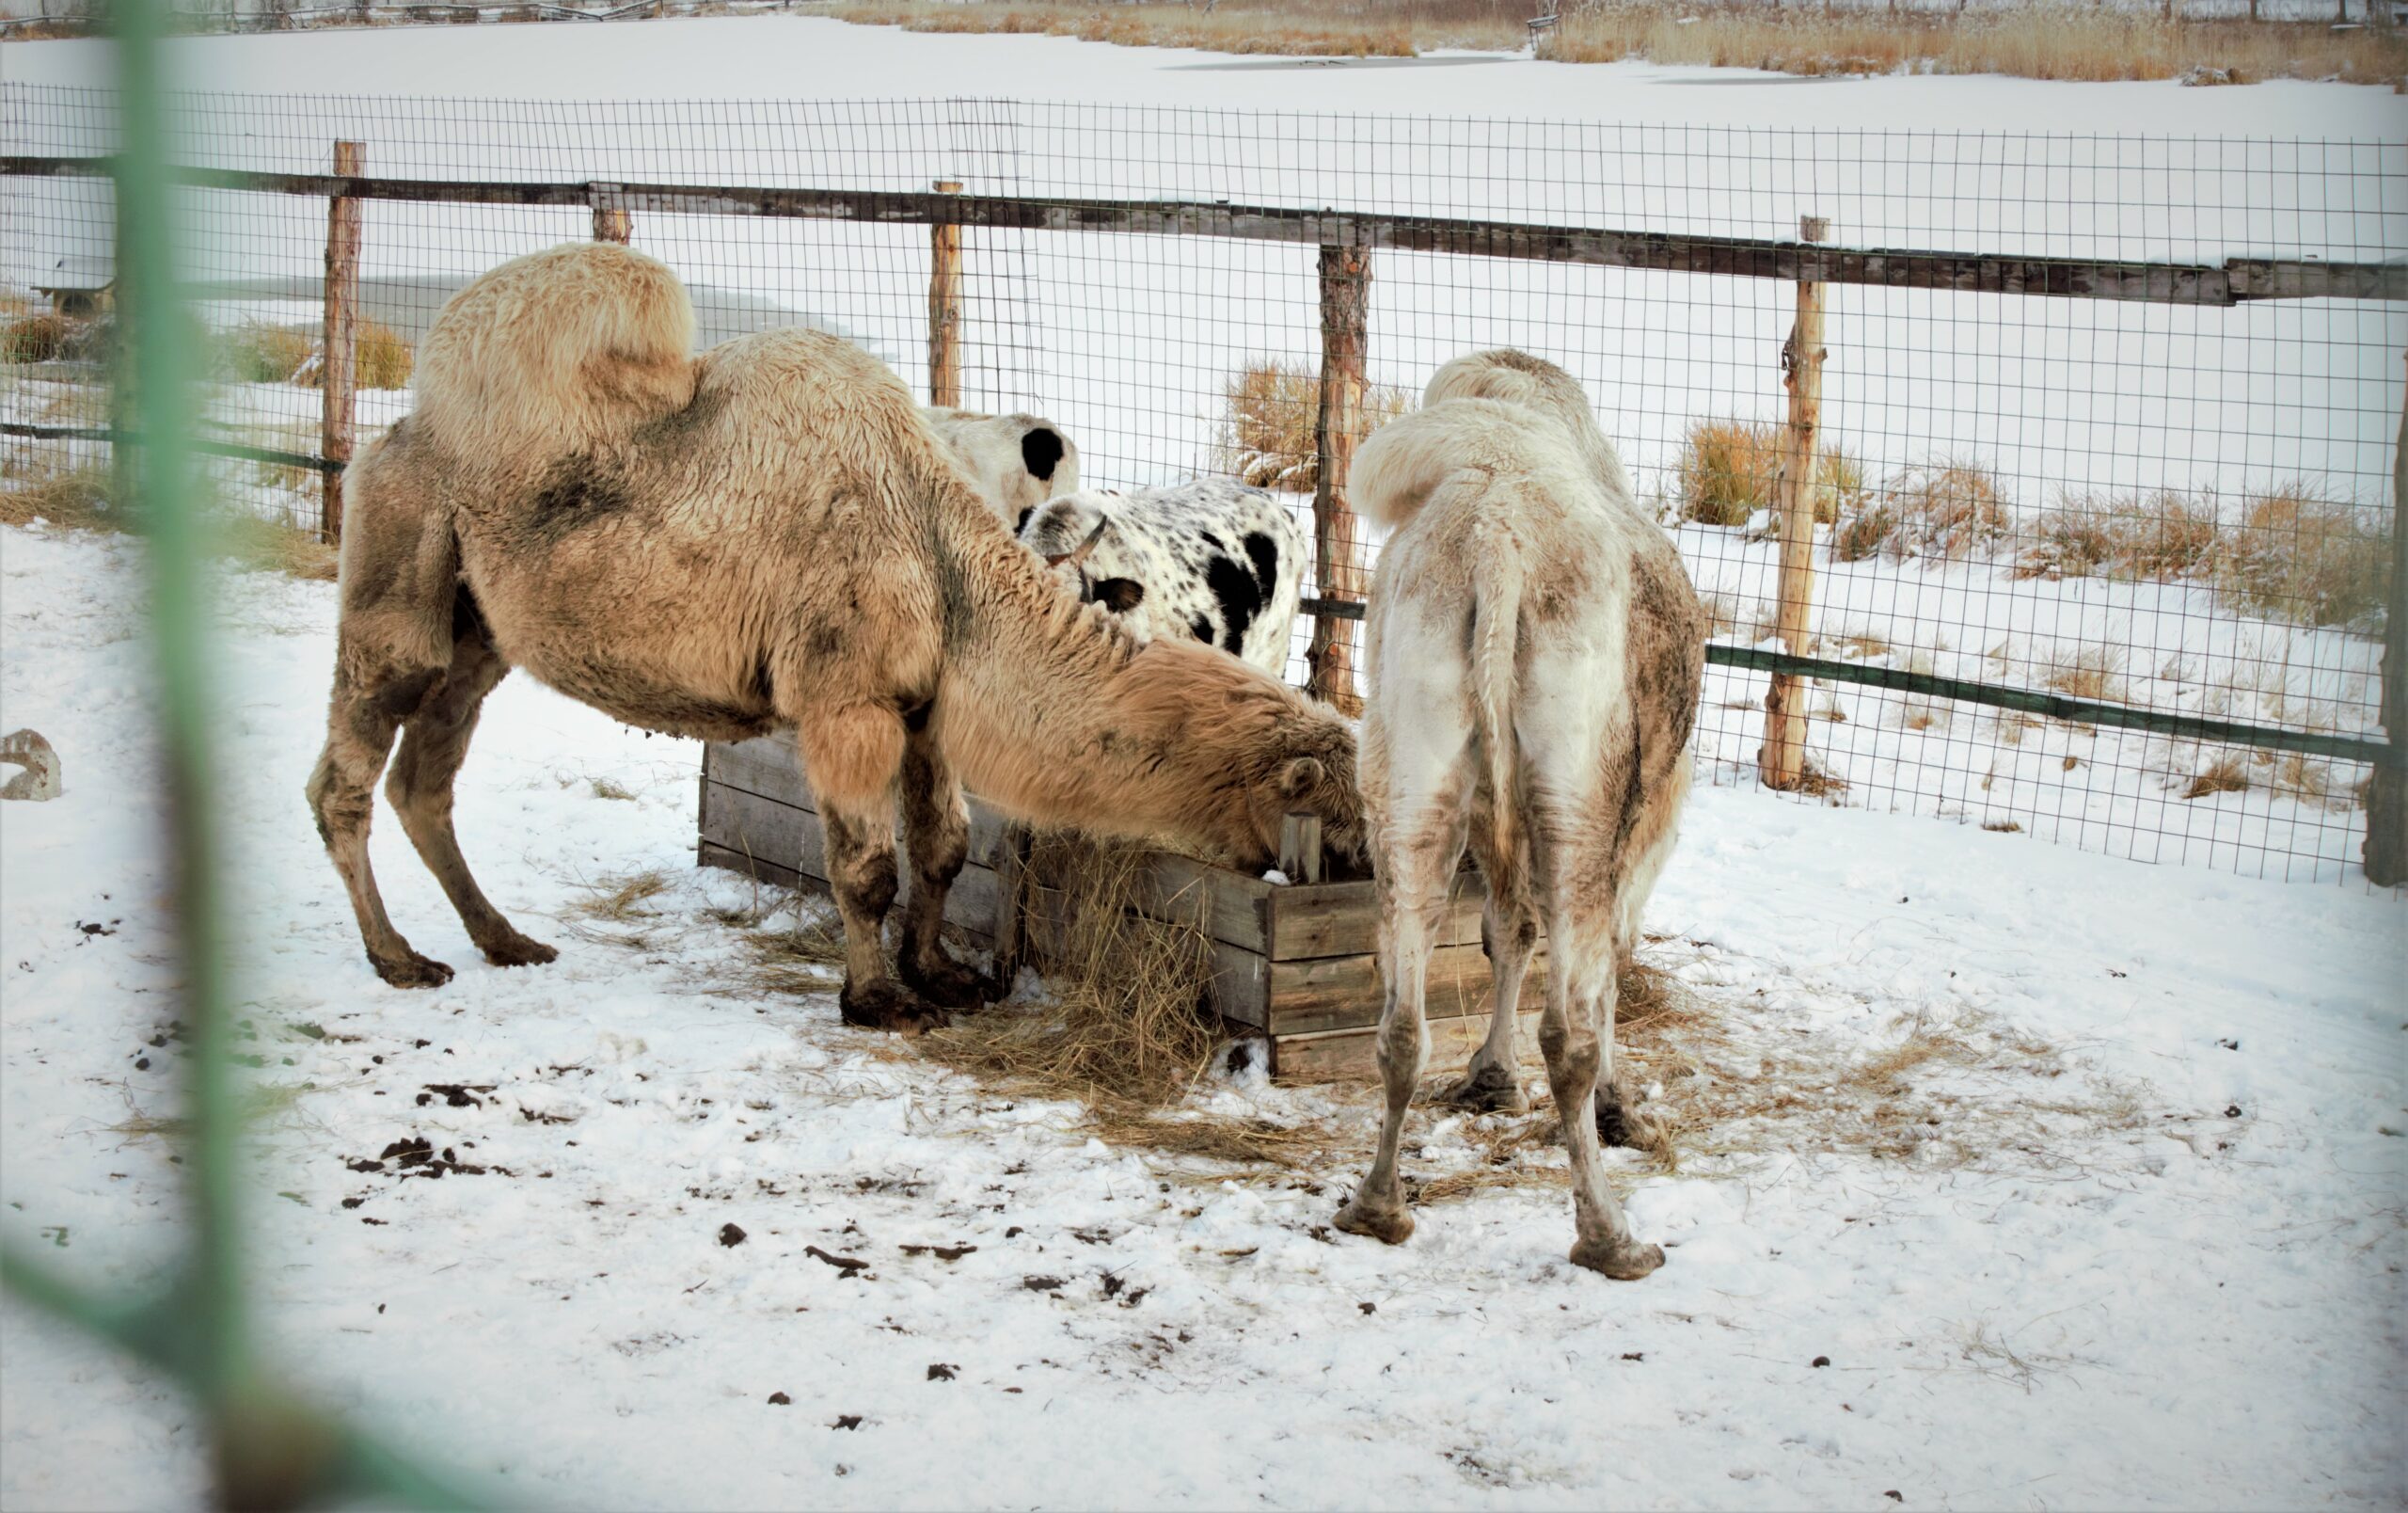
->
[696, 736, 1543, 1081]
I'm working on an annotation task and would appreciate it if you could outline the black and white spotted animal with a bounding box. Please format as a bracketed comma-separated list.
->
[925, 406, 1080, 522]
[1017, 480, 1307, 677]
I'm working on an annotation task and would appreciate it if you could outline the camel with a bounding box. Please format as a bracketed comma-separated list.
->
[1334, 350, 1703, 1280]
[306, 242, 1364, 1031]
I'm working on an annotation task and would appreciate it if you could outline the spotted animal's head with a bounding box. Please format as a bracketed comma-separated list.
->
[1022, 496, 1148, 617]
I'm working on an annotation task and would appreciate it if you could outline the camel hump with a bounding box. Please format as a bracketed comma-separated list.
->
[413, 241, 698, 468]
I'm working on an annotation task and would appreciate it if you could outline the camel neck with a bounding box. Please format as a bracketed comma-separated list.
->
[925, 499, 1263, 857]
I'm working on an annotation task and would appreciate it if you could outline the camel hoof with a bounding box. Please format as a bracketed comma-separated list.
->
[1334, 1196, 1415, 1246]
[480, 932, 558, 968]
[899, 953, 992, 1011]
[371, 950, 454, 989]
[839, 979, 948, 1035]
[1440, 1064, 1529, 1114]
[1569, 1236, 1665, 1281]
[1595, 1080, 1670, 1152]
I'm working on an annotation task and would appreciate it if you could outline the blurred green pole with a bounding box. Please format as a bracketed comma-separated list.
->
[112, 0, 271, 1494]
[2, 9, 481, 1505]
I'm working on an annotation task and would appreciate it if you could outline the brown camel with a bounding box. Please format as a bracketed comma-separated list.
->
[306, 242, 1364, 1030]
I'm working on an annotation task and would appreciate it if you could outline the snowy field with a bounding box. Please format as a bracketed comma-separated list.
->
[3, 516, 2403, 1509]
[3, 17, 2405, 1509]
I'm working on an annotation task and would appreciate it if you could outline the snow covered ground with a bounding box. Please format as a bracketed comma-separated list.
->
[2, 25, 2402, 1502]
[3, 517, 2402, 1509]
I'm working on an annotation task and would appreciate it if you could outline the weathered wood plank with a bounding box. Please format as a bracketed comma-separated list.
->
[1267, 879, 1487, 960]
[10, 156, 2397, 307]
[700, 779, 825, 879]
[703, 738, 1019, 869]
[1265, 941, 1549, 1035]
[698, 781, 1006, 939]
[705, 736, 806, 806]
[1273, 1012, 1541, 1084]
[1117, 851, 1274, 956]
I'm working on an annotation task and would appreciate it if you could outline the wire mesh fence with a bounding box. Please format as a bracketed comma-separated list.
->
[4, 86, 2400, 883]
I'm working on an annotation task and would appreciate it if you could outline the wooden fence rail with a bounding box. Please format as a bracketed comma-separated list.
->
[4, 149, 2400, 854]
[6, 157, 2403, 307]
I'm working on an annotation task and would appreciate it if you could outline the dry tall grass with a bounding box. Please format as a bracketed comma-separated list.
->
[1833, 458, 2010, 563]
[217, 319, 416, 390]
[822, 1, 2407, 83]
[1673, 418, 1864, 527]
[0, 462, 116, 530]
[1216, 359, 1413, 492]
[0, 456, 336, 576]
[2215, 485, 2391, 629]
[1, 313, 70, 364]
[1542, 7, 2403, 83]
[2015, 488, 2219, 581]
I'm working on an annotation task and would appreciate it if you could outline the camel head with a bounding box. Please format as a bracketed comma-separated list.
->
[1236, 711, 1369, 881]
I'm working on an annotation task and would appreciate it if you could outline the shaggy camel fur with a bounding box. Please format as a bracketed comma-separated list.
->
[307, 242, 1363, 1030]
[1335, 350, 1703, 1280]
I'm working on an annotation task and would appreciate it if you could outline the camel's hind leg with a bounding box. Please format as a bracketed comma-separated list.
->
[1443, 818, 1537, 1114]
[1336, 789, 1468, 1247]
[1541, 908, 1665, 1282]
[799, 703, 944, 1034]
[894, 729, 1002, 1010]
[308, 650, 452, 987]
[383, 620, 555, 969]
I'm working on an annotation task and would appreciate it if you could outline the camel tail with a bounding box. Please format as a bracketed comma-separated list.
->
[1470, 512, 1525, 878]
[411, 241, 698, 465]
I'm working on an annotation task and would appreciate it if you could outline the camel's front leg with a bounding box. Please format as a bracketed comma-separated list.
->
[895, 732, 1001, 1009]
[801, 707, 943, 1033]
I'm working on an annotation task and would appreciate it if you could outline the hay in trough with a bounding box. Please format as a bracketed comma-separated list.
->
[920, 831, 1225, 1110]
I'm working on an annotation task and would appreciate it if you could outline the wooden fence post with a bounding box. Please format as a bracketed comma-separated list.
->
[1759, 215, 1830, 792]
[927, 179, 963, 408]
[321, 138, 363, 544]
[589, 181, 630, 245]
[1307, 242, 1370, 717]
[2364, 352, 2408, 885]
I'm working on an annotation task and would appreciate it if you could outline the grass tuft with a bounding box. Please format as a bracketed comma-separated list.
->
[2180, 755, 2251, 801]
[2045, 645, 2128, 704]
[1672, 419, 1861, 528]
[1216, 359, 1412, 492]
[1, 312, 71, 363]
[1835, 459, 2010, 565]
[2215, 485, 2390, 630]
[216, 318, 415, 390]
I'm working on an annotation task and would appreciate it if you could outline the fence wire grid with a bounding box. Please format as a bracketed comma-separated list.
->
[3, 87, 2400, 883]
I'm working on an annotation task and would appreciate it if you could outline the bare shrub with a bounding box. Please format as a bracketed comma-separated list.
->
[1216, 359, 1410, 493]
[2216, 485, 2390, 630]
[1672, 418, 1856, 528]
